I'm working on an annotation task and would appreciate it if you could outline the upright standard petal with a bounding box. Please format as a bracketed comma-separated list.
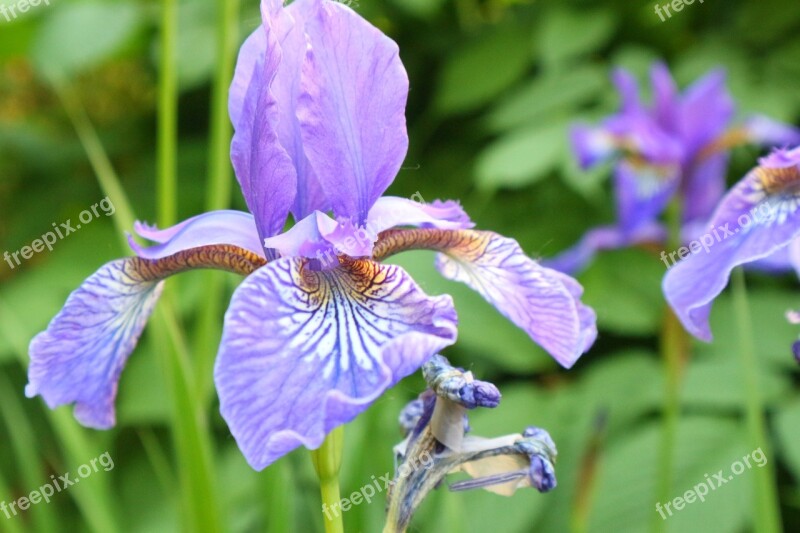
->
[215, 257, 458, 470]
[26, 260, 164, 429]
[374, 229, 597, 367]
[129, 210, 265, 259]
[230, 0, 297, 243]
[298, 0, 409, 224]
[664, 148, 800, 339]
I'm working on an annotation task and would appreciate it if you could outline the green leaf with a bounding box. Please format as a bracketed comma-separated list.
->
[475, 120, 567, 190]
[579, 248, 665, 336]
[31, 1, 144, 78]
[434, 24, 533, 116]
[589, 417, 750, 533]
[774, 396, 800, 483]
[486, 64, 608, 132]
[537, 8, 616, 69]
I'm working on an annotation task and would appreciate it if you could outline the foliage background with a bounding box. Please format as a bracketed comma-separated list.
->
[1, 0, 800, 531]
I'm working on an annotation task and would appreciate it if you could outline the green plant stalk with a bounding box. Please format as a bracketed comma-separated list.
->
[262, 454, 293, 532]
[311, 426, 345, 533]
[158, 0, 179, 228]
[152, 301, 225, 532]
[731, 269, 782, 532]
[654, 198, 687, 533]
[156, 2, 226, 530]
[194, 0, 241, 403]
[0, 468, 24, 533]
[0, 374, 58, 533]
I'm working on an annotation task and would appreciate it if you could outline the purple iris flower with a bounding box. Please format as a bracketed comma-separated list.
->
[26, 0, 596, 470]
[547, 62, 800, 274]
[664, 146, 800, 340]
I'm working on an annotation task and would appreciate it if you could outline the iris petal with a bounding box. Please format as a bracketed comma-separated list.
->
[26, 259, 164, 429]
[230, 0, 298, 243]
[374, 229, 597, 367]
[298, 0, 409, 224]
[367, 196, 474, 234]
[214, 257, 458, 470]
[664, 164, 800, 340]
[615, 159, 679, 234]
[129, 210, 265, 260]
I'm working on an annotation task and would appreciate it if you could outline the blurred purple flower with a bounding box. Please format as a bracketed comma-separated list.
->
[547, 62, 800, 274]
[663, 146, 800, 340]
[26, 0, 596, 470]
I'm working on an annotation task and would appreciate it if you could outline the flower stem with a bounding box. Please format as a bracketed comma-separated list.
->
[311, 426, 345, 533]
[731, 268, 782, 532]
[654, 199, 688, 533]
[194, 0, 241, 403]
[157, 0, 178, 228]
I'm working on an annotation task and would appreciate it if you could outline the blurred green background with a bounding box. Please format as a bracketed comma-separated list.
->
[2, 0, 800, 531]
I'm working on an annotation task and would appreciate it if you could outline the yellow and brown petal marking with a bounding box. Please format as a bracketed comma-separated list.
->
[755, 165, 800, 195]
[131, 244, 268, 282]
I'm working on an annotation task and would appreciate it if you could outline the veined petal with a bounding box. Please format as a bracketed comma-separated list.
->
[129, 210, 265, 259]
[664, 149, 800, 339]
[367, 196, 474, 234]
[26, 246, 267, 429]
[230, 0, 297, 243]
[26, 259, 164, 429]
[214, 257, 458, 470]
[374, 229, 597, 367]
[298, 0, 409, 224]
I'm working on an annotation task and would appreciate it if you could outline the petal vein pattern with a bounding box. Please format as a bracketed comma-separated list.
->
[215, 257, 457, 469]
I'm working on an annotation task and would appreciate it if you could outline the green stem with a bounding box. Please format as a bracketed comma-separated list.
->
[194, 0, 241, 403]
[731, 269, 782, 532]
[311, 426, 345, 533]
[654, 199, 688, 533]
[158, 0, 179, 227]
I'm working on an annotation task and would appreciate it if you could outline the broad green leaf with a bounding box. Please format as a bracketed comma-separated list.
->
[475, 120, 567, 190]
[31, 1, 144, 78]
[537, 8, 616, 68]
[434, 24, 533, 116]
[579, 248, 665, 336]
[486, 65, 607, 132]
[589, 417, 750, 533]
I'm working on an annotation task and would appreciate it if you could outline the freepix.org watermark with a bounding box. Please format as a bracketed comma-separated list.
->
[3, 196, 115, 271]
[654, 0, 704, 22]
[0, 0, 51, 23]
[321, 450, 434, 520]
[1, 452, 114, 520]
[660, 201, 776, 269]
[655, 447, 767, 520]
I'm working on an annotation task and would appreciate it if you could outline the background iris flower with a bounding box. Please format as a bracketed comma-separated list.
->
[547, 62, 800, 275]
[26, 0, 596, 471]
